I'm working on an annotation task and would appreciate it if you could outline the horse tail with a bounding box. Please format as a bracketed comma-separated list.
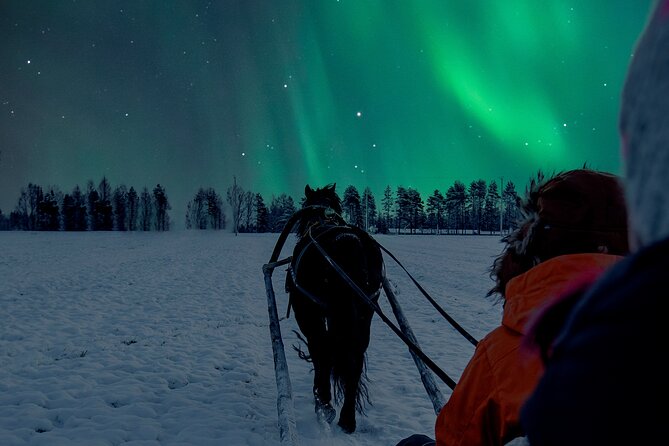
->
[291, 330, 313, 363]
[332, 354, 371, 414]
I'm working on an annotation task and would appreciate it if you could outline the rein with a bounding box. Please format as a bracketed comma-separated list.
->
[305, 224, 458, 390]
[289, 224, 382, 313]
[372, 240, 479, 346]
[313, 223, 479, 347]
[268, 206, 329, 264]
[271, 205, 478, 390]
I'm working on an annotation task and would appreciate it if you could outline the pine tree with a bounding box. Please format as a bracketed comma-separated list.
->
[62, 194, 75, 230]
[37, 188, 60, 230]
[342, 185, 362, 227]
[186, 188, 225, 230]
[206, 188, 225, 229]
[70, 185, 87, 231]
[379, 185, 394, 234]
[96, 177, 113, 230]
[127, 187, 138, 231]
[361, 187, 377, 231]
[139, 187, 153, 231]
[426, 189, 446, 234]
[112, 185, 128, 231]
[446, 181, 467, 234]
[406, 188, 424, 234]
[502, 181, 520, 233]
[94, 177, 113, 230]
[468, 179, 486, 235]
[153, 184, 170, 231]
[268, 194, 295, 232]
[483, 180, 501, 234]
[395, 186, 409, 234]
[86, 181, 99, 230]
[255, 193, 269, 233]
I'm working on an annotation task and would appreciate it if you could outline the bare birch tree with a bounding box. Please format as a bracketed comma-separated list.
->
[226, 176, 244, 236]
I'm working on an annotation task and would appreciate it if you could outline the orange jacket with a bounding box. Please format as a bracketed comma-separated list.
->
[435, 253, 622, 446]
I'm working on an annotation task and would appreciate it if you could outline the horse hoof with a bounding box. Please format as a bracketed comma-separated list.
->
[315, 401, 336, 424]
[337, 418, 356, 434]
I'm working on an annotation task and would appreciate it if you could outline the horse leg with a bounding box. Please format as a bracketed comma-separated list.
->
[337, 354, 364, 434]
[337, 308, 373, 434]
[314, 364, 336, 424]
[311, 329, 337, 424]
[294, 306, 336, 424]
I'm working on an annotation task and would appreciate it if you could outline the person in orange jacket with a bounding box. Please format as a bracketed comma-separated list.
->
[396, 168, 629, 446]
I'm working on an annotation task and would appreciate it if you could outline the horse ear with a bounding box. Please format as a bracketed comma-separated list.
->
[305, 185, 314, 197]
[328, 183, 336, 192]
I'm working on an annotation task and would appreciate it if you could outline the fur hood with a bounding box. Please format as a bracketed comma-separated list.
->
[489, 169, 629, 299]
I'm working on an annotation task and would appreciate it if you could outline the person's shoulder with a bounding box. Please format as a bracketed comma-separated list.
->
[553, 240, 668, 347]
[579, 238, 669, 312]
[478, 326, 528, 369]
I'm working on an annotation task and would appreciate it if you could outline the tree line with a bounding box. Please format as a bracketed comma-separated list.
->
[184, 177, 298, 235]
[342, 179, 521, 235]
[0, 177, 522, 235]
[0, 177, 170, 231]
[182, 177, 522, 235]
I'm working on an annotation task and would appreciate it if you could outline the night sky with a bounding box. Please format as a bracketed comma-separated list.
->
[0, 1, 654, 227]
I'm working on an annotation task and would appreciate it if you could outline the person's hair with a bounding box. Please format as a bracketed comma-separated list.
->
[488, 168, 629, 300]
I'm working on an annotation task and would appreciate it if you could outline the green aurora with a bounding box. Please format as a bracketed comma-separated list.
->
[0, 1, 655, 224]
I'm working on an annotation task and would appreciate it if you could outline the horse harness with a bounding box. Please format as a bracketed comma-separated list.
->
[285, 213, 382, 317]
[266, 203, 479, 392]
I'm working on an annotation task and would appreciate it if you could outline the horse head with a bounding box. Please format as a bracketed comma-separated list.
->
[303, 184, 343, 215]
[296, 184, 344, 237]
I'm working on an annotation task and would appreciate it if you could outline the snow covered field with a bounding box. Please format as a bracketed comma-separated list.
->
[0, 231, 503, 446]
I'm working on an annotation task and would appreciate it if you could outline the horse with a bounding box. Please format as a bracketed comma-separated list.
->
[286, 183, 384, 433]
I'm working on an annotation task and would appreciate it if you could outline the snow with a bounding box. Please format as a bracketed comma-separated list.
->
[0, 231, 504, 445]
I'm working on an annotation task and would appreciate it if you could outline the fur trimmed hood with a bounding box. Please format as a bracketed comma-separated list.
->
[489, 169, 629, 299]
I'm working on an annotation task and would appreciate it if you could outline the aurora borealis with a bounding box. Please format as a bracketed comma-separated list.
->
[0, 1, 654, 225]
